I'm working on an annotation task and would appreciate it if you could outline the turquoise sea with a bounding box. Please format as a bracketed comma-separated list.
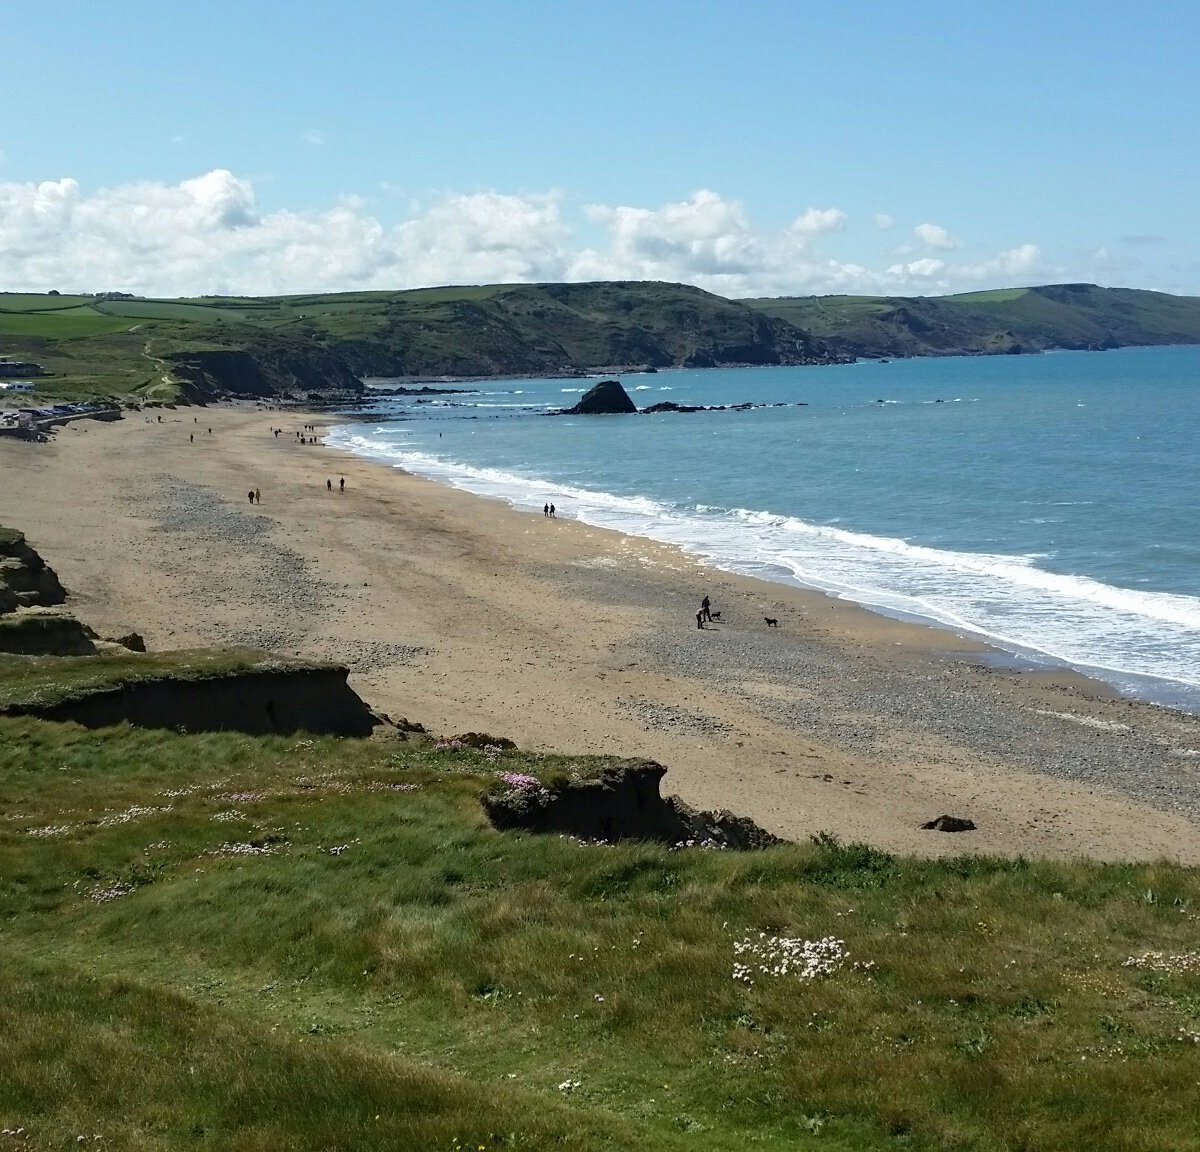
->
[329, 345, 1200, 710]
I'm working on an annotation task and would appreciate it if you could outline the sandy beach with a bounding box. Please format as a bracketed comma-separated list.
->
[4, 405, 1200, 862]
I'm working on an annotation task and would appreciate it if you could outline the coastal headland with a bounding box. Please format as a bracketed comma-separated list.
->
[6, 405, 1200, 862]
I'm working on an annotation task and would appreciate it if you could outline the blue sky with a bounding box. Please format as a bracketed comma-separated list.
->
[3, 0, 1198, 298]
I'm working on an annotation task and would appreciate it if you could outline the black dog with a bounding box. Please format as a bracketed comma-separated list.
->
[764, 616, 779, 627]
[709, 610, 722, 622]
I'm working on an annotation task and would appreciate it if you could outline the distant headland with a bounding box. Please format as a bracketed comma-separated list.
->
[2, 280, 1198, 407]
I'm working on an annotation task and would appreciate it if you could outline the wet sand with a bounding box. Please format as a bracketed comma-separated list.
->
[5, 405, 1200, 862]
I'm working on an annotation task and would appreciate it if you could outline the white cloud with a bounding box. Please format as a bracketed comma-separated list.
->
[886, 257, 946, 280]
[0, 169, 1050, 298]
[914, 222, 962, 250]
[874, 213, 895, 230]
[303, 129, 327, 147]
[789, 207, 847, 237]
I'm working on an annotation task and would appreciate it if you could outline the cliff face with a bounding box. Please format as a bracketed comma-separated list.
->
[5, 664, 383, 737]
[0, 528, 67, 612]
[166, 342, 365, 403]
[745, 283, 1200, 360]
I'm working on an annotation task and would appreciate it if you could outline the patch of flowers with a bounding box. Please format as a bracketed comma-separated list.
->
[211, 809, 247, 823]
[732, 933, 857, 985]
[26, 824, 72, 838]
[161, 779, 230, 798]
[557, 1078, 582, 1093]
[207, 842, 279, 857]
[97, 804, 172, 828]
[327, 838, 361, 856]
[672, 837, 727, 851]
[436, 739, 465, 751]
[87, 881, 135, 903]
[499, 772, 540, 790]
[1122, 950, 1200, 974]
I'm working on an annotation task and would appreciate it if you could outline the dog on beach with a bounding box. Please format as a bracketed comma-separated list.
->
[764, 616, 779, 627]
[709, 610, 722, 622]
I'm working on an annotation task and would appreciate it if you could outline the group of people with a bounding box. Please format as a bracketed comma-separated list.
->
[326, 477, 346, 492]
[247, 488, 261, 504]
[268, 426, 320, 445]
[543, 503, 557, 517]
[696, 595, 713, 629]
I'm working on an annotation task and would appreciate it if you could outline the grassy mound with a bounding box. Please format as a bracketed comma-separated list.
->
[3, 714, 1200, 1150]
[0, 649, 333, 711]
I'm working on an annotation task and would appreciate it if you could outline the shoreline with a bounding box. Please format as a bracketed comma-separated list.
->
[326, 409, 1200, 717]
[5, 404, 1200, 862]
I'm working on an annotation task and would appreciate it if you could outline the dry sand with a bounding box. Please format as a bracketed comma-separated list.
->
[4, 405, 1200, 862]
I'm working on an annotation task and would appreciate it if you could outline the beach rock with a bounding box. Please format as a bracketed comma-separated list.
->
[563, 379, 637, 415]
[110, 631, 147, 652]
[0, 529, 67, 611]
[921, 814, 977, 832]
[0, 610, 97, 656]
[483, 759, 783, 848]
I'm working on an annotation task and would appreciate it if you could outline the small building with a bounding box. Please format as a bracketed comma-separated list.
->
[0, 361, 45, 377]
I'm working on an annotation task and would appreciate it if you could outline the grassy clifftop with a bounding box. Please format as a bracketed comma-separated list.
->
[3, 710, 1200, 1149]
[744, 283, 1200, 359]
[0, 283, 843, 405]
[5, 282, 1200, 406]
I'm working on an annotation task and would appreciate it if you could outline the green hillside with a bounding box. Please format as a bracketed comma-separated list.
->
[4, 282, 1200, 406]
[5, 703, 1200, 1150]
[0, 283, 843, 405]
[744, 284, 1200, 359]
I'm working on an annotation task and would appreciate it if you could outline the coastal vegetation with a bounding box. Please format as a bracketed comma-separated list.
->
[3, 704, 1200, 1149]
[744, 283, 1200, 359]
[5, 280, 1199, 407]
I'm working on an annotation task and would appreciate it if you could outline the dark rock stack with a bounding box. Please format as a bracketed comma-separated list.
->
[560, 379, 638, 415]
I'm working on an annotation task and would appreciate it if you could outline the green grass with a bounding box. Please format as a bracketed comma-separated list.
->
[0, 293, 99, 311]
[0, 308, 134, 339]
[4, 282, 1200, 406]
[3, 713, 1200, 1149]
[0, 649, 331, 710]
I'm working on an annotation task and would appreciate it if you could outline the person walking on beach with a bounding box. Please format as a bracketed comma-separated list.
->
[248, 490, 255, 504]
[549, 503, 556, 518]
[339, 477, 345, 492]
[189, 433, 194, 443]
[327, 478, 333, 491]
[254, 488, 261, 504]
[543, 503, 549, 517]
[696, 609, 705, 629]
[701, 595, 712, 623]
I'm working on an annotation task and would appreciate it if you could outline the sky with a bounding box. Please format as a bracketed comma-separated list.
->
[3, 0, 1198, 300]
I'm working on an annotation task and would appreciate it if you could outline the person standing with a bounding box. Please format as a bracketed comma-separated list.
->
[701, 595, 711, 623]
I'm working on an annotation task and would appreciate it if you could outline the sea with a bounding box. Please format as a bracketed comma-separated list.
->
[327, 345, 1200, 712]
